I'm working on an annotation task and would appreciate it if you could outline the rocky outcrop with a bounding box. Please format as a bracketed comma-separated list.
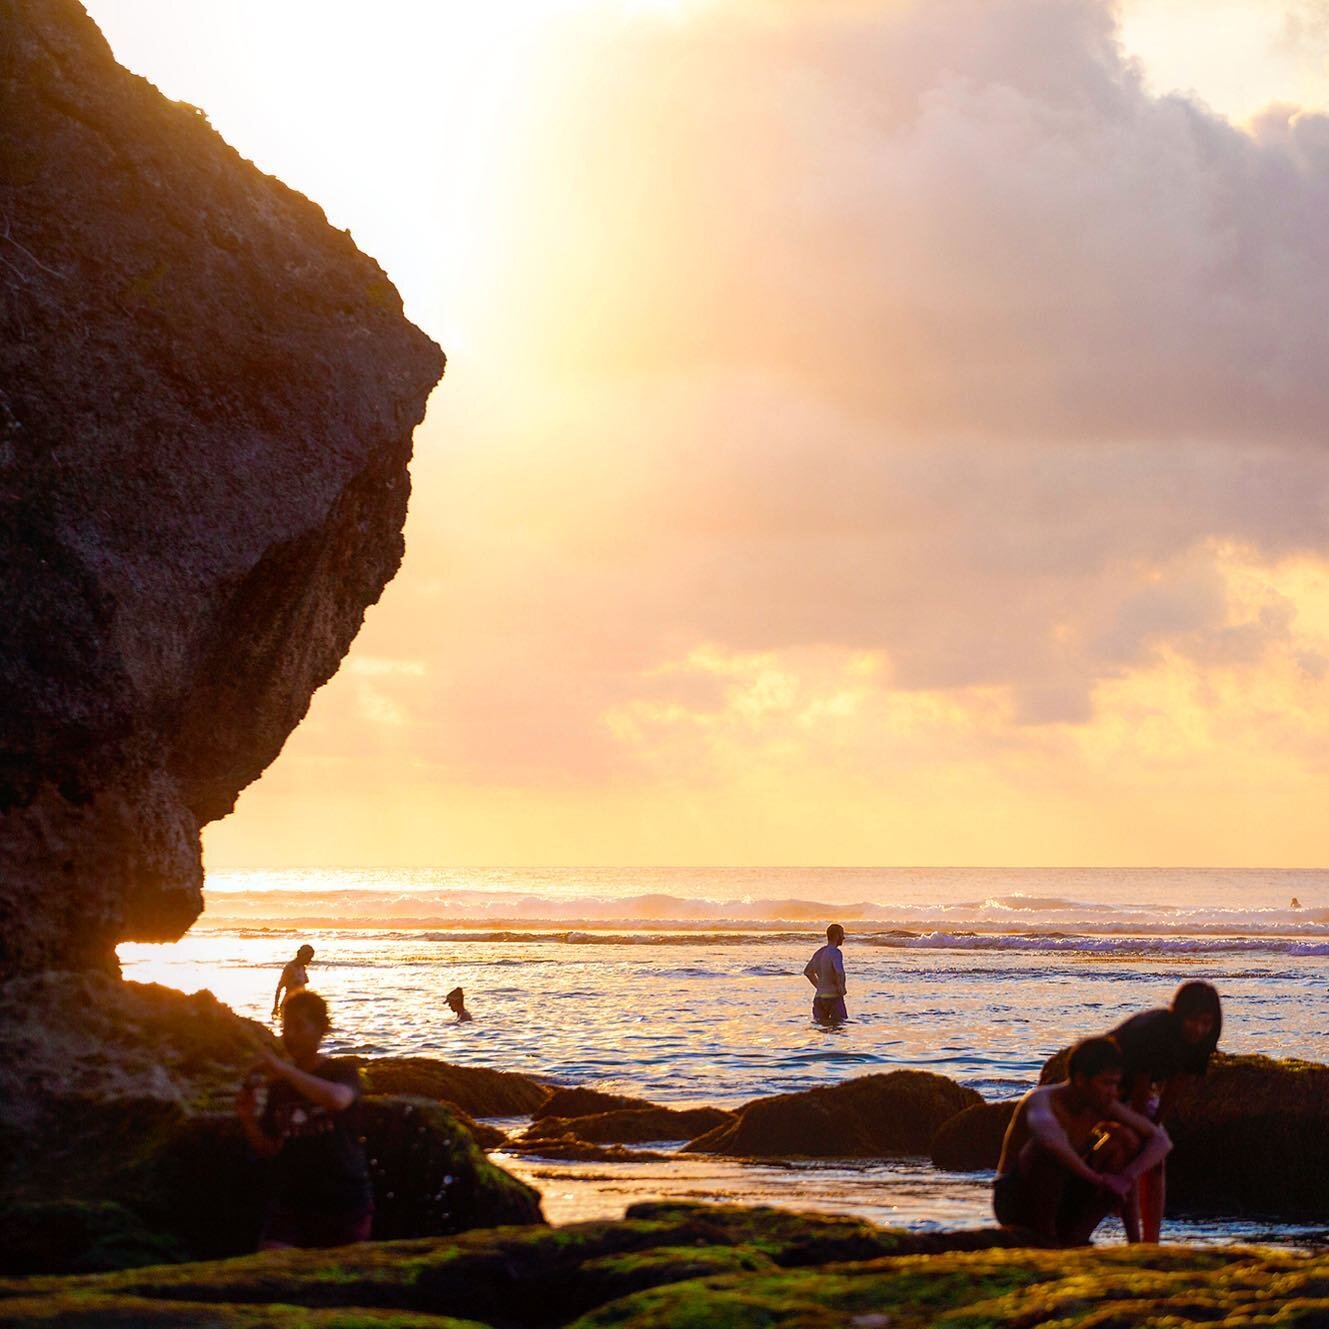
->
[357, 1057, 550, 1119]
[0, 1202, 1042, 1325]
[0, 979, 540, 1270]
[930, 1100, 1017, 1172]
[522, 1105, 732, 1147]
[5, 1204, 1315, 1328]
[0, 0, 444, 975]
[683, 1071, 980, 1158]
[532, 1087, 657, 1121]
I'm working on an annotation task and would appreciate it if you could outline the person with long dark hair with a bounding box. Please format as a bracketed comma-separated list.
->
[1109, 980, 1222, 1242]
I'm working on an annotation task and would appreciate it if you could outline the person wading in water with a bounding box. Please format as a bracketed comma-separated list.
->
[272, 944, 315, 1019]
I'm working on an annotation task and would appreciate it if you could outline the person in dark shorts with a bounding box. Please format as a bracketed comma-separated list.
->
[272, 944, 315, 1019]
[1109, 980, 1221, 1242]
[236, 989, 373, 1249]
[803, 924, 847, 1025]
[994, 1037, 1170, 1246]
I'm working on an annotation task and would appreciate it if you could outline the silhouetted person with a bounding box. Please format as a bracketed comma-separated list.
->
[1109, 980, 1222, 1242]
[803, 924, 847, 1025]
[236, 989, 372, 1250]
[1291, 897, 1302, 909]
[994, 1037, 1170, 1247]
[273, 944, 314, 1018]
[446, 986, 473, 1022]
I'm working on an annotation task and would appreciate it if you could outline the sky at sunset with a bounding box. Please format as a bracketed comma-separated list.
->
[83, 0, 1329, 868]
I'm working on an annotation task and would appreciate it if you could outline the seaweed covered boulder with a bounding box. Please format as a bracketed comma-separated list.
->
[0, 1203, 1034, 1326]
[0, 0, 444, 977]
[356, 1057, 548, 1118]
[683, 1071, 980, 1158]
[132, 1096, 543, 1261]
[532, 1087, 656, 1121]
[0, 1201, 185, 1276]
[930, 1100, 1017, 1173]
[521, 1106, 732, 1147]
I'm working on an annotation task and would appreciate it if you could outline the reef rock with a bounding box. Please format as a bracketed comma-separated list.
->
[929, 1100, 1017, 1173]
[356, 1057, 549, 1119]
[0, 0, 444, 975]
[522, 1104, 732, 1146]
[532, 1087, 657, 1121]
[683, 1071, 980, 1158]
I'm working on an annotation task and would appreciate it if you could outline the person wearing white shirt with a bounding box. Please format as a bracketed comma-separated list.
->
[803, 923, 847, 1025]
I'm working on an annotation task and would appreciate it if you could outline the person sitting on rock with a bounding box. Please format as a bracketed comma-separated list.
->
[446, 986, 473, 1022]
[272, 944, 315, 1019]
[994, 1036, 1170, 1246]
[1108, 980, 1222, 1243]
[803, 924, 847, 1025]
[236, 989, 373, 1250]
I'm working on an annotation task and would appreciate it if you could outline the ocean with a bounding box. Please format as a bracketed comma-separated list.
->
[119, 866, 1329, 1243]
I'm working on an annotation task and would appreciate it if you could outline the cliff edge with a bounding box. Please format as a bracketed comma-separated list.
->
[0, 0, 445, 973]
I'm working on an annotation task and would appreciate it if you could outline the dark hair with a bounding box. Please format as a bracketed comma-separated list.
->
[1068, 1036, 1124, 1080]
[296, 944, 315, 961]
[282, 989, 329, 1032]
[1172, 980, 1222, 1070]
[446, 987, 465, 1004]
[827, 924, 845, 943]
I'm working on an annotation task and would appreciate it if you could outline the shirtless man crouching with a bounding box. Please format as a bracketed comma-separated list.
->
[993, 1036, 1170, 1246]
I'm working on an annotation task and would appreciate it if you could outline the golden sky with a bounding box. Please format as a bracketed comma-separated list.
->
[84, 0, 1329, 868]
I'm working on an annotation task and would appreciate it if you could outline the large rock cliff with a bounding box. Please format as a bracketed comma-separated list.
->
[0, 0, 444, 973]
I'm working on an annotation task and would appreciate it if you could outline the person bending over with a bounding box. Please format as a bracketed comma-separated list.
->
[994, 1036, 1170, 1246]
[1109, 980, 1221, 1243]
[272, 944, 315, 1019]
[804, 924, 847, 1025]
[236, 989, 373, 1250]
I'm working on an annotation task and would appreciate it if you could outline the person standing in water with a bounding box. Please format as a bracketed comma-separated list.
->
[273, 944, 315, 1019]
[803, 924, 847, 1025]
[1109, 979, 1222, 1243]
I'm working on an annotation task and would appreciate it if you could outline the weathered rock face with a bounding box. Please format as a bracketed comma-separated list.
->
[0, 0, 444, 974]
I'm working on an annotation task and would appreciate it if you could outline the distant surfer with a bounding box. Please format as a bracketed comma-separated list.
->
[446, 986, 473, 1023]
[272, 944, 315, 1019]
[803, 924, 847, 1025]
[994, 1037, 1170, 1246]
[1108, 980, 1222, 1242]
[1291, 897, 1301, 909]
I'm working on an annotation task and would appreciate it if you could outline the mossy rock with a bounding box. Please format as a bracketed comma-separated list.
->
[0, 1201, 186, 1276]
[355, 1058, 547, 1119]
[532, 1089, 655, 1122]
[0, 1296, 491, 1328]
[521, 1108, 731, 1147]
[930, 1100, 1016, 1173]
[567, 1243, 1312, 1329]
[0, 1205, 1028, 1326]
[134, 1096, 542, 1259]
[682, 1072, 981, 1158]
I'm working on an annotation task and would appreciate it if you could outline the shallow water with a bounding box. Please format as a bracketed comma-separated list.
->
[119, 866, 1329, 1243]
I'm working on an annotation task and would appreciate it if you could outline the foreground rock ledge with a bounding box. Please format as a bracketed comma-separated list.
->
[0, 1204, 1323, 1329]
[0, 0, 445, 975]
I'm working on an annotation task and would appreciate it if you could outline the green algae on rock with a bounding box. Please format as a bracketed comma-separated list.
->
[520, 1107, 731, 1148]
[2, 1206, 1324, 1329]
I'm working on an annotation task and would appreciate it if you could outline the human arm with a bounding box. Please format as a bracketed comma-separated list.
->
[235, 1070, 280, 1158]
[1024, 1092, 1111, 1187]
[259, 1049, 356, 1112]
[1105, 1099, 1172, 1185]
[831, 948, 846, 996]
[804, 954, 821, 988]
[272, 964, 289, 1017]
